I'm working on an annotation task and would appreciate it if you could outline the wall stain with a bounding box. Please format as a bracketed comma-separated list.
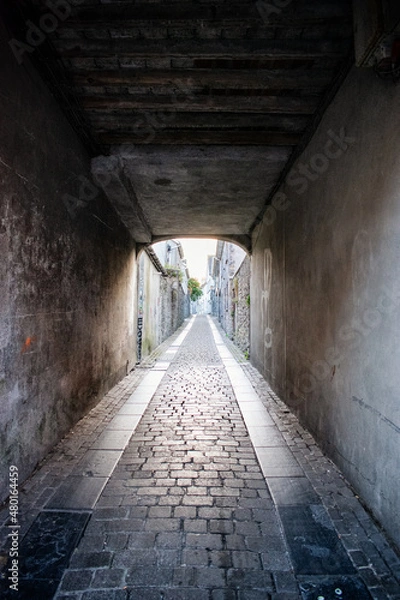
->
[352, 396, 400, 435]
[21, 336, 36, 354]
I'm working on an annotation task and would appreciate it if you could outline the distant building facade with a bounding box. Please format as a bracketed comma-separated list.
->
[137, 240, 190, 361]
[210, 241, 250, 356]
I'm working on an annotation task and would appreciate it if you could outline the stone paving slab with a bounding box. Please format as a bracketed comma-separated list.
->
[224, 327, 400, 600]
[54, 315, 298, 599]
[0, 315, 399, 600]
[0, 320, 193, 596]
[0, 511, 90, 599]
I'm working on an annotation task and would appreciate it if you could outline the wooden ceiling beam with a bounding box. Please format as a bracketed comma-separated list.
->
[62, 1, 351, 25]
[53, 39, 351, 60]
[88, 113, 309, 132]
[96, 130, 302, 145]
[67, 57, 346, 71]
[80, 95, 319, 114]
[71, 69, 333, 90]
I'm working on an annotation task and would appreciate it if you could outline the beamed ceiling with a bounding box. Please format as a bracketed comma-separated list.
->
[2, 0, 355, 250]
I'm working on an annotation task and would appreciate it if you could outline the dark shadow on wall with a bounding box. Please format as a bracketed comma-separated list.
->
[0, 18, 137, 503]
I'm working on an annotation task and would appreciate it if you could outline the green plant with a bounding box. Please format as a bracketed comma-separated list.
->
[165, 266, 180, 278]
[244, 350, 250, 360]
[188, 277, 203, 302]
[246, 294, 250, 306]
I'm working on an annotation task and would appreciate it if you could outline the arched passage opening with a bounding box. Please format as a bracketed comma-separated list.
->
[135, 238, 251, 364]
[1, 0, 400, 558]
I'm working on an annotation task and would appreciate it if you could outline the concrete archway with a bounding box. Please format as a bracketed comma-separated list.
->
[90, 148, 291, 254]
[2, 1, 400, 552]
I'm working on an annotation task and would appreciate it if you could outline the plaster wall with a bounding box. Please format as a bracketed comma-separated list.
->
[216, 243, 251, 354]
[138, 253, 162, 359]
[138, 250, 189, 360]
[160, 276, 187, 341]
[0, 23, 136, 502]
[251, 66, 400, 548]
[233, 255, 251, 355]
[218, 243, 247, 339]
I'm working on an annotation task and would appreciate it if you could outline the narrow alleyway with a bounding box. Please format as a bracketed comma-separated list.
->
[1, 316, 399, 600]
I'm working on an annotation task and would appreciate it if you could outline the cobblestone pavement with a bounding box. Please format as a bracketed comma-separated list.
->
[1, 316, 400, 600]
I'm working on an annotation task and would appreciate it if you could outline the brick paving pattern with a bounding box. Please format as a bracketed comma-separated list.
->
[1, 316, 399, 600]
[56, 316, 293, 600]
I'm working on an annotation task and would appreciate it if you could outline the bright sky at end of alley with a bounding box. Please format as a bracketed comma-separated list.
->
[177, 239, 217, 283]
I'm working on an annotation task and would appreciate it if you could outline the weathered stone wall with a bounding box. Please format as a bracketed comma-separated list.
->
[233, 255, 251, 355]
[0, 25, 137, 502]
[251, 66, 400, 549]
[160, 277, 175, 342]
[138, 253, 162, 359]
[180, 285, 191, 323]
[139, 266, 188, 360]
[216, 242, 250, 354]
[161, 276, 188, 342]
[218, 244, 235, 338]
